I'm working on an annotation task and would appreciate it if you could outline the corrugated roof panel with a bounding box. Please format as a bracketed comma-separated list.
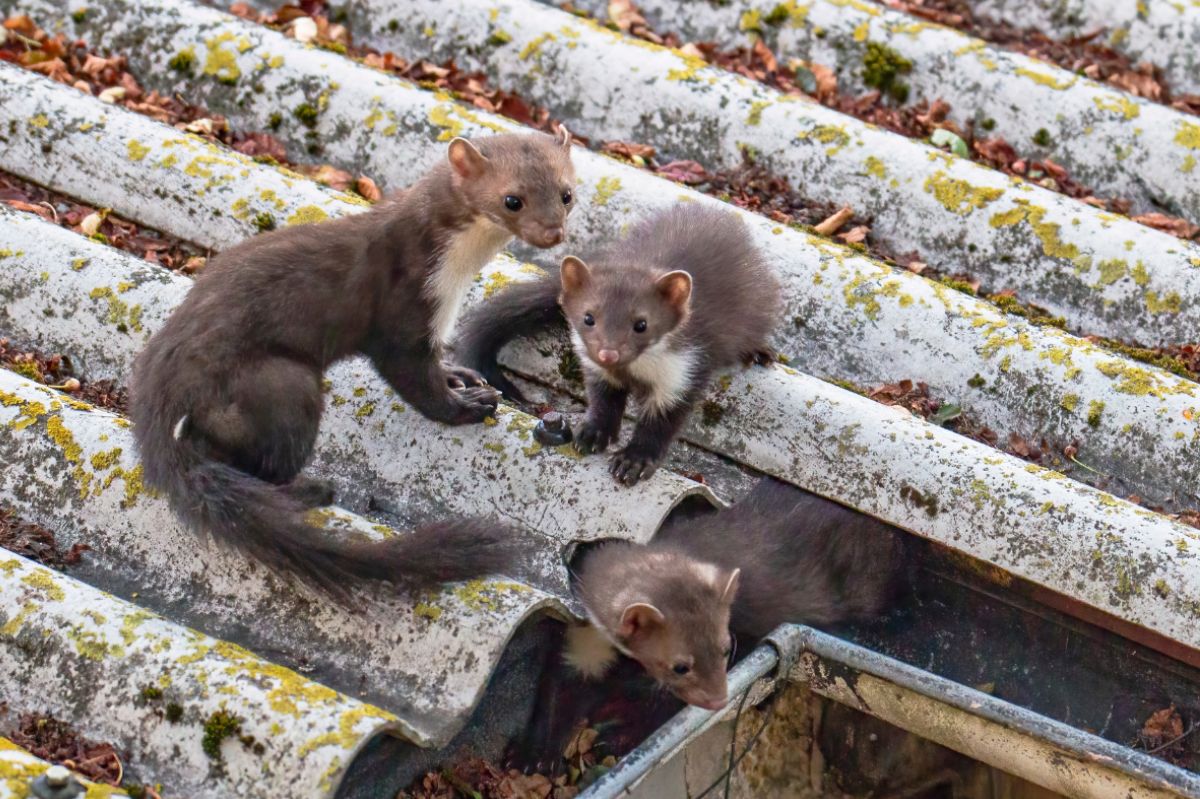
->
[0, 550, 398, 798]
[0, 173, 712, 753]
[23, 0, 1200, 514]
[0, 0, 1198, 791]
[0, 369, 571, 748]
[323, 0, 1200, 510]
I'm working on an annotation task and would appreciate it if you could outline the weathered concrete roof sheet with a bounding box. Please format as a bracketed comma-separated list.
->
[0, 0, 1199, 793]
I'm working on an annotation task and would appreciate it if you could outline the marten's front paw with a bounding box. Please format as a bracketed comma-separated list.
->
[741, 347, 777, 368]
[445, 364, 490, 389]
[450, 385, 500, 424]
[610, 446, 662, 486]
[574, 421, 614, 455]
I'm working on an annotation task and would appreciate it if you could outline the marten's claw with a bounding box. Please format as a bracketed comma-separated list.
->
[741, 347, 777, 368]
[444, 364, 490, 389]
[450, 385, 500, 424]
[610, 447, 660, 486]
[574, 421, 612, 455]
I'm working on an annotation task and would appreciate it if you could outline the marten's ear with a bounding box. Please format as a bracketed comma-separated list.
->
[619, 602, 665, 639]
[556, 124, 572, 150]
[560, 255, 592, 296]
[656, 270, 693, 313]
[448, 137, 489, 180]
[721, 569, 741, 603]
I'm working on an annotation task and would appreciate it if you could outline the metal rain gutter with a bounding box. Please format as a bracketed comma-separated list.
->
[581, 625, 1200, 799]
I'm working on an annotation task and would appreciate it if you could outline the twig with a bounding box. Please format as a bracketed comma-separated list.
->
[813, 205, 854, 236]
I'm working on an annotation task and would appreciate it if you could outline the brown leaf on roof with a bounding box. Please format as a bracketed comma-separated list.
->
[600, 140, 657, 162]
[9, 713, 122, 786]
[356, 176, 382, 203]
[607, 0, 646, 33]
[654, 159, 708, 185]
[231, 131, 290, 163]
[1131, 213, 1199, 239]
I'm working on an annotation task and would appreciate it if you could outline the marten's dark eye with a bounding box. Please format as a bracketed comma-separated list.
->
[583, 313, 595, 327]
[504, 195, 523, 212]
[633, 319, 648, 333]
[561, 189, 573, 205]
[673, 663, 691, 676]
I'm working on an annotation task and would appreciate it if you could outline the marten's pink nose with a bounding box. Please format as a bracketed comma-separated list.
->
[693, 694, 728, 711]
[596, 349, 619, 366]
[538, 226, 564, 247]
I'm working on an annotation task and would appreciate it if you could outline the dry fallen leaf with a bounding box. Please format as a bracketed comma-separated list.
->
[355, 176, 382, 202]
[563, 726, 598, 760]
[1142, 706, 1184, 743]
[600, 139, 656, 164]
[1131, 212, 1199, 239]
[303, 164, 355, 191]
[5, 199, 53, 220]
[655, 159, 708, 185]
[498, 771, 554, 799]
[838, 225, 870, 244]
[607, 0, 646, 32]
[184, 118, 220, 135]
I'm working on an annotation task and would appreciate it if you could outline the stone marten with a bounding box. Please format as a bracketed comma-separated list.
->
[131, 131, 576, 598]
[568, 477, 911, 709]
[457, 203, 781, 486]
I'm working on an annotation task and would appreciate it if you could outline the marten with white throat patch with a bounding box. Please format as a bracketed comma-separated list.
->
[131, 131, 575, 598]
[456, 203, 780, 485]
[567, 478, 911, 709]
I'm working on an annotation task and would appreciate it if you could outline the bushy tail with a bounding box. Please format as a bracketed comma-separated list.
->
[136, 414, 520, 600]
[454, 268, 564, 402]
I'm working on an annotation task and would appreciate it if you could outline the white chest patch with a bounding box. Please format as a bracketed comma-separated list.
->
[627, 340, 699, 416]
[426, 217, 512, 344]
[563, 623, 619, 680]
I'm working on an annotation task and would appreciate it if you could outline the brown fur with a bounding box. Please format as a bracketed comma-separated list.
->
[573, 545, 736, 709]
[130, 132, 574, 598]
[457, 203, 781, 486]
[572, 478, 910, 707]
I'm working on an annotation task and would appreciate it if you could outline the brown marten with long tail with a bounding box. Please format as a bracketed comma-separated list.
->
[131, 132, 575, 598]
